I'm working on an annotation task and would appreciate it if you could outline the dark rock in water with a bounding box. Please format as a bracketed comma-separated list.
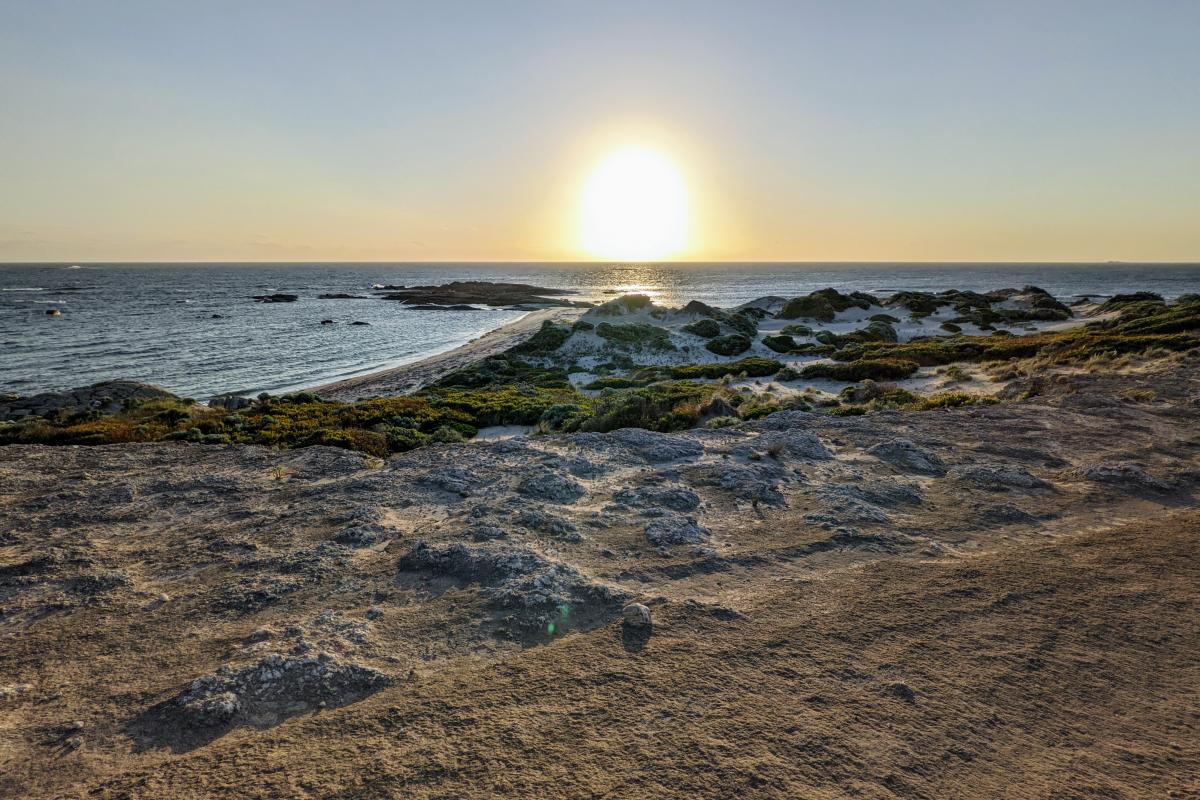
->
[377, 281, 576, 308]
[320, 319, 335, 325]
[404, 303, 481, 311]
[211, 313, 225, 319]
[253, 294, 299, 303]
[318, 293, 368, 299]
[46, 308, 62, 316]
[0, 380, 178, 422]
[350, 321, 370, 326]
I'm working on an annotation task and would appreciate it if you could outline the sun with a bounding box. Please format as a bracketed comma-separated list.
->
[579, 147, 688, 260]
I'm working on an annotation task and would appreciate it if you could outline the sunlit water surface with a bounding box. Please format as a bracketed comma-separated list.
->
[3, 262, 1198, 399]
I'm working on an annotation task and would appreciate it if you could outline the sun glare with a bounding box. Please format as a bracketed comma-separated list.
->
[579, 147, 688, 260]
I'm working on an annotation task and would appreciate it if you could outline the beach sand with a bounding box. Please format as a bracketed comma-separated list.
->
[310, 307, 583, 401]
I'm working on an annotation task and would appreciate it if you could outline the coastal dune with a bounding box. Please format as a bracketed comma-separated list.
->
[312, 307, 582, 401]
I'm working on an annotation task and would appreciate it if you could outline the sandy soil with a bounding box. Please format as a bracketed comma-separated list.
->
[311, 308, 583, 402]
[2, 352, 1198, 798]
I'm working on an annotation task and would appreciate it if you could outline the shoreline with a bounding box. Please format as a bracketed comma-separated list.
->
[309, 306, 583, 401]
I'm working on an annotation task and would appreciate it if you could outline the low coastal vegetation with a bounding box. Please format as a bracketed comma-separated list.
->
[4, 291, 1196, 458]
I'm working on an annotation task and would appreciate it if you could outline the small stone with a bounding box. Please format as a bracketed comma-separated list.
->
[247, 627, 274, 643]
[157, 593, 171, 603]
[622, 603, 652, 628]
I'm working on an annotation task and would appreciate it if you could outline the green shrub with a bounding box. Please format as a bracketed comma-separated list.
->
[584, 376, 651, 390]
[705, 334, 752, 356]
[595, 322, 676, 352]
[800, 359, 920, 381]
[777, 296, 835, 322]
[682, 319, 721, 338]
[667, 358, 781, 379]
[761, 334, 797, 353]
[571, 382, 714, 433]
[510, 320, 573, 354]
[780, 324, 813, 336]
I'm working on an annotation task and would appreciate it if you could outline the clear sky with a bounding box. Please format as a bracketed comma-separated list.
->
[1, 0, 1197, 262]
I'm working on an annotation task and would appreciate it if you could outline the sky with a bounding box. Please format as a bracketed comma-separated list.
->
[1, 0, 1198, 263]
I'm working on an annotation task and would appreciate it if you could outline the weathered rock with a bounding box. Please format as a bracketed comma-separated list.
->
[376, 281, 577, 308]
[398, 541, 627, 629]
[1073, 462, 1171, 492]
[171, 653, 391, 729]
[419, 466, 480, 496]
[733, 430, 832, 461]
[517, 471, 586, 504]
[614, 486, 701, 513]
[513, 507, 579, 537]
[622, 602, 652, 628]
[0, 380, 177, 422]
[867, 439, 947, 476]
[252, 294, 299, 303]
[209, 394, 254, 411]
[645, 515, 709, 546]
[214, 578, 303, 614]
[951, 463, 1049, 491]
[333, 524, 387, 547]
[608, 428, 705, 463]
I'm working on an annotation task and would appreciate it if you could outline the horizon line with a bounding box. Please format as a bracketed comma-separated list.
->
[3, 259, 1199, 267]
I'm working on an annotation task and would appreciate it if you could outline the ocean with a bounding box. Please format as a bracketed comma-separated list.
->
[3, 262, 1199, 400]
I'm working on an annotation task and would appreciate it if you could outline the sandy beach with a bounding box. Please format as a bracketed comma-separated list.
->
[310, 307, 583, 401]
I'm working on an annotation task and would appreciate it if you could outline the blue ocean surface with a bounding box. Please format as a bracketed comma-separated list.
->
[2, 262, 1198, 400]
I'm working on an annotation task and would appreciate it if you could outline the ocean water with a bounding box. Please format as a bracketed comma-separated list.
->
[3, 262, 1198, 400]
